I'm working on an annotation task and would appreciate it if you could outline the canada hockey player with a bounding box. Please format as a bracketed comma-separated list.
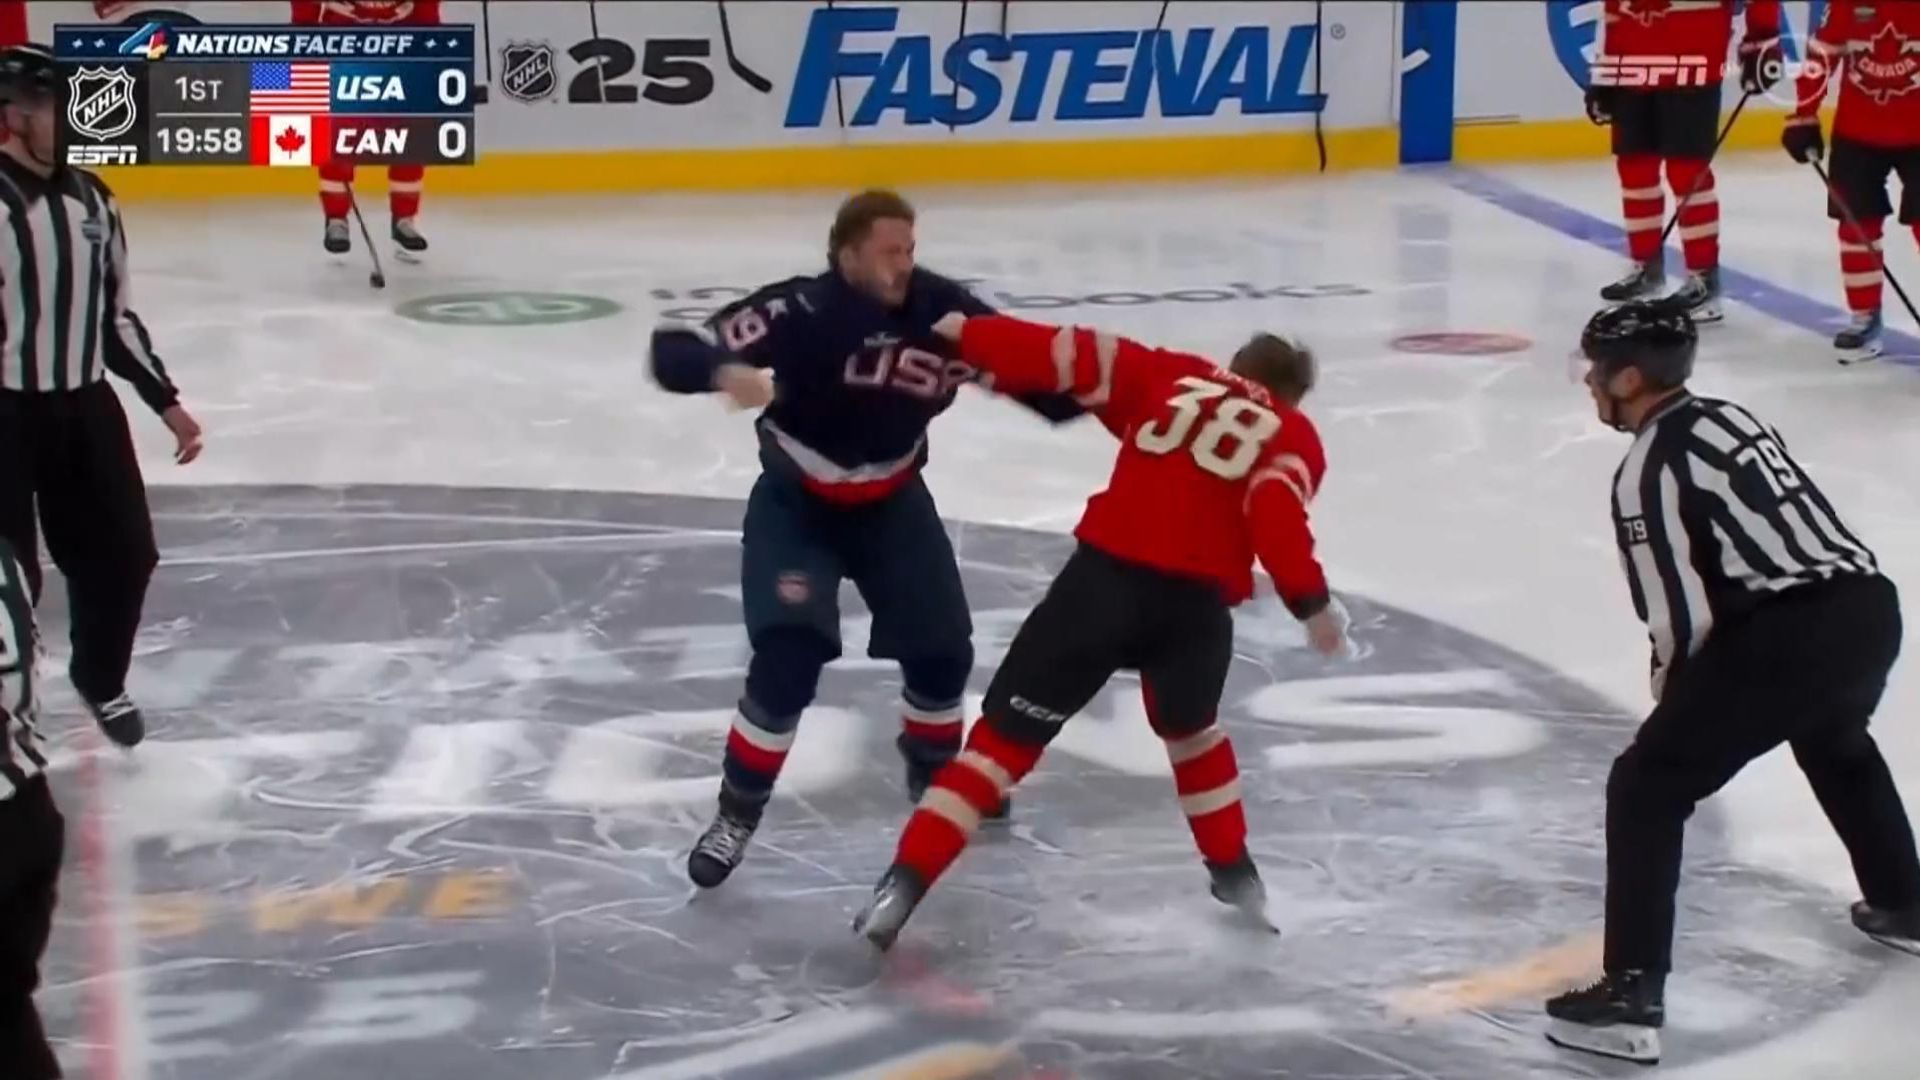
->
[291, 1, 439, 257]
[853, 311, 1350, 951]
[1782, 0, 1920, 363]
[1587, 0, 1782, 319]
[649, 190, 1080, 890]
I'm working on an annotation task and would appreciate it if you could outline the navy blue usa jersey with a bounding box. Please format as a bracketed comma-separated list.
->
[652, 266, 1075, 503]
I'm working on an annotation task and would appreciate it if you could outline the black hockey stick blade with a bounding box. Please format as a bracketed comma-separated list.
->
[716, 1, 773, 93]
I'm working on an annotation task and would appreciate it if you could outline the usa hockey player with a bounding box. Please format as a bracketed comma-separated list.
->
[853, 311, 1350, 950]
[649, 190, 1079, 889]
[1587, 0, 1782, 319]
[1782, 0, 1920, 363]
[291, 1, 438, 257]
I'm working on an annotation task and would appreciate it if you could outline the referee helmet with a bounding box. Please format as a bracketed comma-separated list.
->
[0, 44, 58, 105]
[1580, 299, 1697, 390]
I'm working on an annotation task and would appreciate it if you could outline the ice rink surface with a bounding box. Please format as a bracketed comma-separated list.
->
[28, 153, 1920, 1078]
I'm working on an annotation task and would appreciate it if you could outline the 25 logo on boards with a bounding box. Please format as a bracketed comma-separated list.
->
[491, 36, 773, 105]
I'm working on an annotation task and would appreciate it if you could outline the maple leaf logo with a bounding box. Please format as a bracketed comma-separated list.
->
[275, 124, 307, 156]
[1618, 0, 1674, 29]
[1849, 21, 1920, 104]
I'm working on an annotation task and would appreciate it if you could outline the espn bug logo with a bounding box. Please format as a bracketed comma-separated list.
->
[1589, 55, 1720, 87]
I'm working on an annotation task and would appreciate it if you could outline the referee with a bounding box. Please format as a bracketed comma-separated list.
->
[0, 44, 203, 749]
[0, 535, 60, 1080]
[1545, 299, 1920, 1065]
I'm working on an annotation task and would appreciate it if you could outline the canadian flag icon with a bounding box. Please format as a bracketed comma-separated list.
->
[250, 114, 332, 166]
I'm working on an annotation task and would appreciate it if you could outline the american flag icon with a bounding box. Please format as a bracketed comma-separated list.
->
[249, 62, 332, 112]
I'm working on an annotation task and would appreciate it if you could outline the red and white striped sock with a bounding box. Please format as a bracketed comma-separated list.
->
[1163, 725, 1248, 866]
[720, 701, 797, 805]
[893, 718, 1044, 887]
[1617, 154, 1665, 264]
[1665, 158, 1719, 273]
[900, 693, 963, 762]
[1840, 218, 1886, 316]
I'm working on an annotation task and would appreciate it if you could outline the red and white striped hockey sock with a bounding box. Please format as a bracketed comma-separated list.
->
[1163, 725, 1248, 866]
[893, 718, 1044, 887]
[1840, 218, 1886, 316]
[1665, 158, 1719, 273]
[719, 700, 798, 805]
[899, 692, 963, 762]
[388, 164, 424, 220]
[1617, 154, 1665, 264]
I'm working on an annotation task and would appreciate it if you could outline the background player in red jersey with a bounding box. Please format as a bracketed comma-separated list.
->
[291, 1, 438, 257]
[1588, 0, 1781, 318]
[1783, 0, 1920, 363]
[852, 312, 1350, 950]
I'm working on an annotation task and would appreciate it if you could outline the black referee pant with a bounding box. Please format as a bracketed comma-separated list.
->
[0, 775, 65, 1079]
[1604, 572, 1920, 974]
[0, 384, 159, 704]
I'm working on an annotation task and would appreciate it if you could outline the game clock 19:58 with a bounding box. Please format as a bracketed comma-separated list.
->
[153, 121, 248, 164]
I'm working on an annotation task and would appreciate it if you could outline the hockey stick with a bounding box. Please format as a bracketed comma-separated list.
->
[1809, 156, 1920, 330]
[344, 182, 386, 290]
[945, 0, 969, 131]
[1655, 91, 1750, 249]
[1312, 0, 1327, 172]
[476, 0, 493, 104]
[587, 0, 606, 103]
[715, 1, 773, 93]
[825, 0, 846, 128]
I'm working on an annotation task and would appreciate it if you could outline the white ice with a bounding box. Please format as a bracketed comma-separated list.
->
[56, 152, 1920, 1077]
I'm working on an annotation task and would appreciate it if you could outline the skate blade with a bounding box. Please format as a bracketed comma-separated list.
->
[1545, 1018, 1660, 1065]
[1689, 304, 1725, 324]
[1836, 345, 1883, 366]
[1866, 932, 1920, 957]
[394, 245, 425, 265]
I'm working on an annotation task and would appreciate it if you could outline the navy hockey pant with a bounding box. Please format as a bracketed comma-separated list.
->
[1604, 573, 1920, 973]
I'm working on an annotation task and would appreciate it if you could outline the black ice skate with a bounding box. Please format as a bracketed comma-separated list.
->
[391, 217, 427, 262]
[323, 217, 350, 254]
[852, 864, 928, 951]
[898, 734, 1008, 821]
[1600, 259, 1665, 302]
[687, 793, 761, 888]
[1669, 266, 1723, 323]
[1852, 900, 1920, 956]
[1207, 852, 1277, 932]
[1835, 310, 1884, 366]
[80, 690, 144, 749]
[1544, 970, 1665, 1065]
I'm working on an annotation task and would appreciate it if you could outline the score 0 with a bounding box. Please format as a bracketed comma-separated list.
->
[433, 66, 473, 164]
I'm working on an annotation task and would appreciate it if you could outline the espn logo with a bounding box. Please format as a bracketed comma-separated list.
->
[66, 145, 140, 166]
[1590, 55, 1719, 87]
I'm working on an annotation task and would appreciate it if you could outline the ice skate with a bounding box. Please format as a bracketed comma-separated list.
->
[391, 217, 427, 262]
[79, 690, 144, 749]
[1835, 310, 1884, 366]
[1544, 970, 1664, 1065]
[1207, 852, 1276, 932]
[898, 733, 1008, 821]
[686, 794, 760, 888]
[1600, 259, 1665, 303]
[1852, 900, 1920, 956]
[1669, 266, 1723, 323]
[852, 864, 927, 951]
[322, 217, 349, 254]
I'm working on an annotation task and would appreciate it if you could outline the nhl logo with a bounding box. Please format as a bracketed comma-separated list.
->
[66, 66, 138, 141]
[500, 42, 557, 102]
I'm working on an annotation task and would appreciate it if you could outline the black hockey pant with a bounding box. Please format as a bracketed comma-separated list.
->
[0, 384, 159, 702]
[1605, 572, 1920, 973]
[0, 775, 65, 1079]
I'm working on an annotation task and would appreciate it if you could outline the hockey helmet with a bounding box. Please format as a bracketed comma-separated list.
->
[1580, 299, 1696, 390]
[0, 44, 58, 106]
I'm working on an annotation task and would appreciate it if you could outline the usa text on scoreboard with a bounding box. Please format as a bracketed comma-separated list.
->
[56, 22, 476, 168]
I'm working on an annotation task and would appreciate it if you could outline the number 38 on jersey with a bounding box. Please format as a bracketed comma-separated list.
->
[1134, 375, 1283, 480]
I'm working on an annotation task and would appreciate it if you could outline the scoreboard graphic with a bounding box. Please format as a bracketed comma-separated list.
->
[56, 21, 476, 168]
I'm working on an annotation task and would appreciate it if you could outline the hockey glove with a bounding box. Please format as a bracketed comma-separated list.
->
[1782, 117, 1823, 164]
[1584, 84, 1615, 126]
[1738, 35, 1783, 95]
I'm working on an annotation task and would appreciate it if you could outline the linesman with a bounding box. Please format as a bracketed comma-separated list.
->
[0, 44, 204, 748]
[1545, 299, 1920, 1065]
[0, 535, 60, 1079]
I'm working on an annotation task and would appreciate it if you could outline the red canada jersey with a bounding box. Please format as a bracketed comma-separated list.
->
[1600, 0, 1779, 84]
[292, 1, 440, 26]
[958, 315, 1329, 613]
[1797, 1, 1920, 148]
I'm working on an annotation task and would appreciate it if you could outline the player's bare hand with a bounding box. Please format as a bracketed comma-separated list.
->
[713, 363, 774, 411]
[161, 405, 203, 464]
[932, 311, 967, 341]
[1304, 605, 1350, 658]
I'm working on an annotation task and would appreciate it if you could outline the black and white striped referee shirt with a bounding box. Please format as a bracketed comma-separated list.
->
[1612, 392, 1877, 698]
[0, 538, 47, 800]
[0, 155, 177, 411]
